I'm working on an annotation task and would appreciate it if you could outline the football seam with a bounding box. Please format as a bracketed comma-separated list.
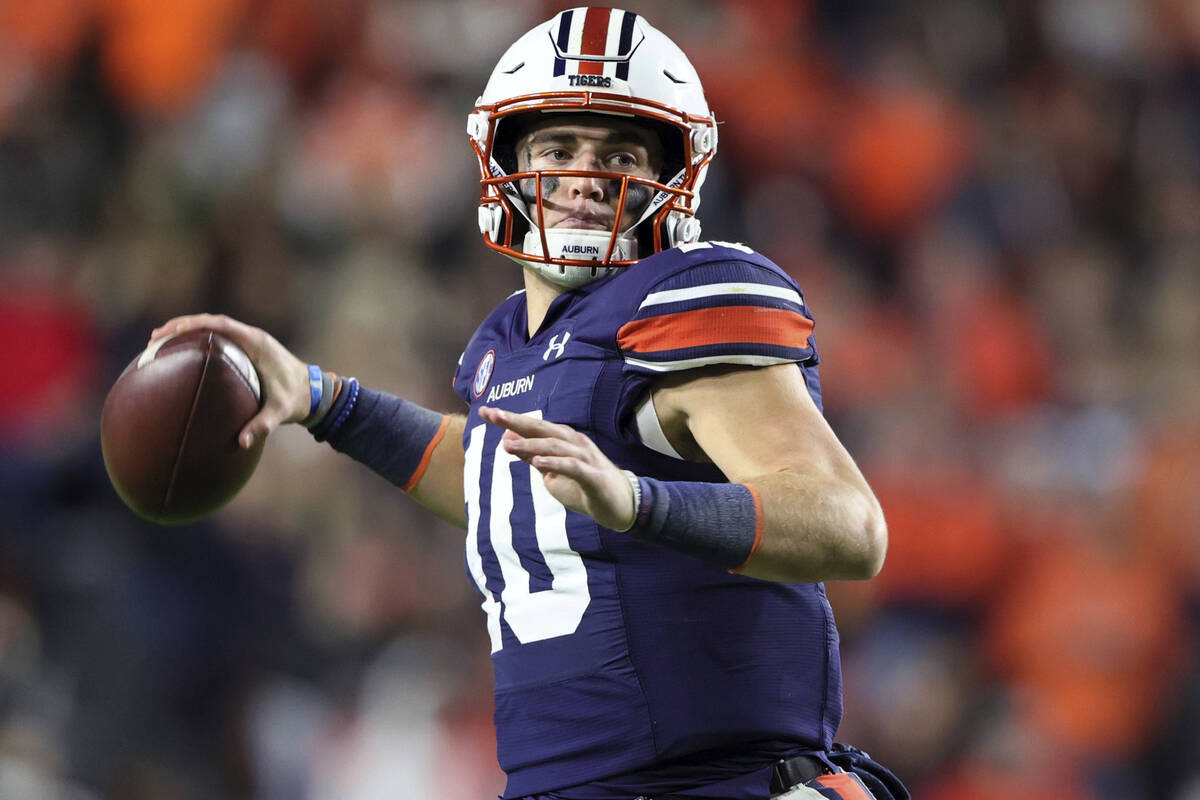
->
[219, 350, 259, 403]
[160, 332, 214, 520]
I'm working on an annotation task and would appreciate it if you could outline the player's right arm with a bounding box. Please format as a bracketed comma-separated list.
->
[149, 314, 468, 527]
[403, 414, 467, 525]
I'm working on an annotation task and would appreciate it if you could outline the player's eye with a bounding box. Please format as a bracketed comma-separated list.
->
[610, 153, 637, 169]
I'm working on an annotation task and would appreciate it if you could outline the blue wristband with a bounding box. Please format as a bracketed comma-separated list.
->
[307, 364, 323, 416]
[322, 378, 359, 439]
[625, 476, 763, 572]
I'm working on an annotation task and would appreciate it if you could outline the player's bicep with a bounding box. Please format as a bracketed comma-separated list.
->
[618, 256, 821, 464]
[650, 363, 851, 484]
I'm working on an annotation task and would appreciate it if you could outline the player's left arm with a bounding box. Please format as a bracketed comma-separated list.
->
[483, 361, 886, 584]
[648, 362, 886, 583]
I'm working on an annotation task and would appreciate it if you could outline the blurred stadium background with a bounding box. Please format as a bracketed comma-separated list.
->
[1, 0, 1199, 798]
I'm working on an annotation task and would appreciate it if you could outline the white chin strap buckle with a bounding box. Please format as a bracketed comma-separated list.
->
[672, 216, 702, 245]
[478, 205, 503, 239]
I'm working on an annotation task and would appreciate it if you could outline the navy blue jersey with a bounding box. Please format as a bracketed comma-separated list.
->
[451, 242, 842, 798]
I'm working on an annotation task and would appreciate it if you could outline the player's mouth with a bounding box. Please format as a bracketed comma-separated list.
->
[556, 214, 611, 230]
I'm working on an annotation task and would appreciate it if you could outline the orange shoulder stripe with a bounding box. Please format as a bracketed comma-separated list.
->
[617, 306, 813, 354]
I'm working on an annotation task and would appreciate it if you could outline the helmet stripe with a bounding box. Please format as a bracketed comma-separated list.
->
[615, 11, 636, 80]
[602, 11, 624, 78]
[552, 8, 573, 77]
[578, 7, 612, 75]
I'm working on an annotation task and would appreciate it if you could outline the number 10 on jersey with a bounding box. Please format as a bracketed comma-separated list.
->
[464, 410, 591, 653]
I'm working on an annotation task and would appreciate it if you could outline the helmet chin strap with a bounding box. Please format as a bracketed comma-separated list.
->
[515, 227, 639, 288]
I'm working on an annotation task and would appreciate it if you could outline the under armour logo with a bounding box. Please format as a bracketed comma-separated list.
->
[543, 332, 571, 360]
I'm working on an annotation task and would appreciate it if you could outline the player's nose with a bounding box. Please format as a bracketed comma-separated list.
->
[564, 173, 607, 202]
[560, 149, 608, 201]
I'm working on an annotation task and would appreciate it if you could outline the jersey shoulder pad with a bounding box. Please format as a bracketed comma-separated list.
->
[617, 243, 815, 374]
[452, 290, 525, 403]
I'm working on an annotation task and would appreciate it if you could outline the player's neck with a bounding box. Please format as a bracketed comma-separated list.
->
[521, 269, 568, 339]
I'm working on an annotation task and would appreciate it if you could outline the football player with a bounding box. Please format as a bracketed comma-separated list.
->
[151, 8, 909, 800]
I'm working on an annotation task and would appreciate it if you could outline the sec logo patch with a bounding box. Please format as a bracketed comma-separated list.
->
[473, 349, 496, 398]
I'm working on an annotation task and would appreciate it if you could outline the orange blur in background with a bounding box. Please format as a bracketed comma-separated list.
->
[1, 1, 1198, 799]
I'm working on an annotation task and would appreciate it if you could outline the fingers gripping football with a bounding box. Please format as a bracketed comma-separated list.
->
[479, 406, 636, 531]
[149, 314, 311, 448]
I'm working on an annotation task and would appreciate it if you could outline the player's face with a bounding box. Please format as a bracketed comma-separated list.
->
[515, 116, 664, 233]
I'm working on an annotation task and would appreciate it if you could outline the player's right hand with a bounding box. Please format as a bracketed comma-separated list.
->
[480, 406, 637, 531]
[149, 314, 311, 449]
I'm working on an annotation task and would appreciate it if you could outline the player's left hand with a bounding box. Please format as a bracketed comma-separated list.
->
[480, 406, 636, 531]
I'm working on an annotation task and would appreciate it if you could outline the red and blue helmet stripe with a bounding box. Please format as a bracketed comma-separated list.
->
[551, 8, 640, 80]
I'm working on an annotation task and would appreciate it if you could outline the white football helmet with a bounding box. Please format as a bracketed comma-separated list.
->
[467, 7, 718, 287]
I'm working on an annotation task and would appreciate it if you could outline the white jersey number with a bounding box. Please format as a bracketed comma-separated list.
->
[464, 411, 591, 653]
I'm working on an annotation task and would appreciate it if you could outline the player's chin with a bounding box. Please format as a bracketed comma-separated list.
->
[552, 220, 611, 231]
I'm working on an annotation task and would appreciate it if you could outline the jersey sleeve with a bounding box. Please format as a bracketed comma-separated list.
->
[616, 257, 817, 374]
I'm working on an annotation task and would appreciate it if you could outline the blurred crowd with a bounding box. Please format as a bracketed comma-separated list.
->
[1, 0, 1198, 798]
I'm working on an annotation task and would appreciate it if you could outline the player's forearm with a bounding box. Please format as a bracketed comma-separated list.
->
[623, 469, 885, 583]
[406, 414, 468, 526]
[317, 385, 467, 528]
[736, 469, 886, 583]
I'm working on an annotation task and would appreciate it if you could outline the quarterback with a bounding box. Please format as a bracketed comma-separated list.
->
[151, 8, 909, 800]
